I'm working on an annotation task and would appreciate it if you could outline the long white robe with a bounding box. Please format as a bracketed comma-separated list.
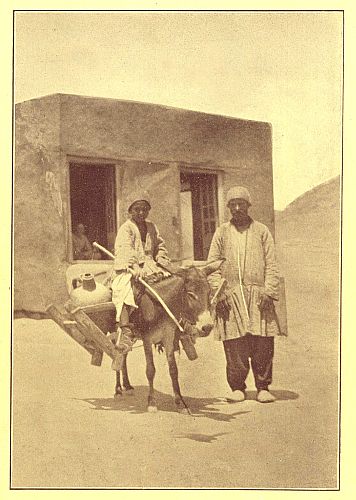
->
[207, 220, 282, 340]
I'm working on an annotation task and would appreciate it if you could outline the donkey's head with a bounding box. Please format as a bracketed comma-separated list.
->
[178, 260, 224, 337]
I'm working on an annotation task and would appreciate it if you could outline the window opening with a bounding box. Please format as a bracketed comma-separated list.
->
[180, 172, 219, 261]
[69, 163, 116, 260]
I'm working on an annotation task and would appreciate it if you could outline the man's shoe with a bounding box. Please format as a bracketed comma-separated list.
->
[256, 390, 276, 403]
[224, 390, 246, 403]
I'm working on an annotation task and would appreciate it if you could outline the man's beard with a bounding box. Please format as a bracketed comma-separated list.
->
[231, 212, 252, 227]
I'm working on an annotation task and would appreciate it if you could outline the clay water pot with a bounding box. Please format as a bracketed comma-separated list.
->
[70, 273, 112, 307]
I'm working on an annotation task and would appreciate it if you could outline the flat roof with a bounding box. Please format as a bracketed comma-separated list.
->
[16, 92, 271, 127]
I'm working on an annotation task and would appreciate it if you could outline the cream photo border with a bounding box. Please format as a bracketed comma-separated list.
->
[0, 1, 354, 499]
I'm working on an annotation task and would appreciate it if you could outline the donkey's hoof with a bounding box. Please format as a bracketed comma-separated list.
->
[114, 390, 123, 399]
[124, 388, 134, 396]
[147, 405, 158, 413]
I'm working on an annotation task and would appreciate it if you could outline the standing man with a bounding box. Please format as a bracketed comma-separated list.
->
[207, 186, 281, 403]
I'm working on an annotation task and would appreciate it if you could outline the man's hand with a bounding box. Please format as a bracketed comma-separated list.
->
[215, 293, 231, 321]
[259, 293, 274, 312]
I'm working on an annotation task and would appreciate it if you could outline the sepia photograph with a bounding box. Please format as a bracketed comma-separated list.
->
[10, 8, 342, 490]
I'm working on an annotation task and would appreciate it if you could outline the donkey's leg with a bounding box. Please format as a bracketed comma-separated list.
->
[165, 342, 190, 414]
[111, 332, 123, 398]
[121, 354, 134, 393]
[114, 370, 123, 398]
[143, 338, 157, 412]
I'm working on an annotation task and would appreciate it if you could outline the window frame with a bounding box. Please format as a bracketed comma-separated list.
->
[179, 165, 225, 261]
[66, 155, 120, 264]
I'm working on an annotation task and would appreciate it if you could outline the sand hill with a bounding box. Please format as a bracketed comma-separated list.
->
[275, 175, 340, 341]
[276, 175, 340, 251]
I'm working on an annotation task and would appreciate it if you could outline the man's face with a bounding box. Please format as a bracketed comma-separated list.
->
[228, 198, 250, 219]
[76, 223, 85, 235]
[129, 201, 150, 223]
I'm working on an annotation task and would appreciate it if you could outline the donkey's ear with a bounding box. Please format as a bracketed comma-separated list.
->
[200, 259, 225, 276]
[174, 259, 194, 274]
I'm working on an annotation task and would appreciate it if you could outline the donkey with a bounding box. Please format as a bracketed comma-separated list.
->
[114, 260, 223, 414]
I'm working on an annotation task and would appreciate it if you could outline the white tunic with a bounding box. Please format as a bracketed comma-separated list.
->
[207, 220, 281, 340]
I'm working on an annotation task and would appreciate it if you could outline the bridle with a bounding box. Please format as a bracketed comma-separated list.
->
[177, 266, 211, 328]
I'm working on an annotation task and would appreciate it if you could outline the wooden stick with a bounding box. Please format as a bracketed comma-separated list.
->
[137, 277, 184, 332]
[78, 301, 115, 315]
[46, 304, 104, 367]
[93, 241, 115, 259]
[65, 303, 121, 370]
[90, 350, 104, 367]
[46, 304, 92, 352]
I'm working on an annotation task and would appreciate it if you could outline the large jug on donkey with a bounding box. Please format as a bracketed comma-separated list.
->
[70, 272, 112, 306]
[69, 273, 116, 342]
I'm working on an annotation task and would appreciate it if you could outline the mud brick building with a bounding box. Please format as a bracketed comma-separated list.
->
[14, 94, 275, 313]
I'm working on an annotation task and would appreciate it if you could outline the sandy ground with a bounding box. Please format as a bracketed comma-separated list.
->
[11, 243, 339, 489]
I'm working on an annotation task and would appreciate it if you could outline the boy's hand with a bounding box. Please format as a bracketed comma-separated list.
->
[130, 264, 146, 281]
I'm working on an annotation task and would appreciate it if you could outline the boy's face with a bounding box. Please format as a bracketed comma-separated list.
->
[129, 201, 151, 223]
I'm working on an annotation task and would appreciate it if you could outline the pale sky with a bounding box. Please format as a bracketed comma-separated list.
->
[14, 11, 343, 209]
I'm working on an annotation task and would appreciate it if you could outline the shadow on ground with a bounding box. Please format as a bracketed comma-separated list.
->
[245, 389, 299, 401]
[77, 386, 298, 421]
[174, 432, 231, 443]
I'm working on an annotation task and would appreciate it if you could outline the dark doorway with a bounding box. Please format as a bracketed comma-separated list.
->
[69, 163, 116, 260]
[180, 172, 219, 260]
